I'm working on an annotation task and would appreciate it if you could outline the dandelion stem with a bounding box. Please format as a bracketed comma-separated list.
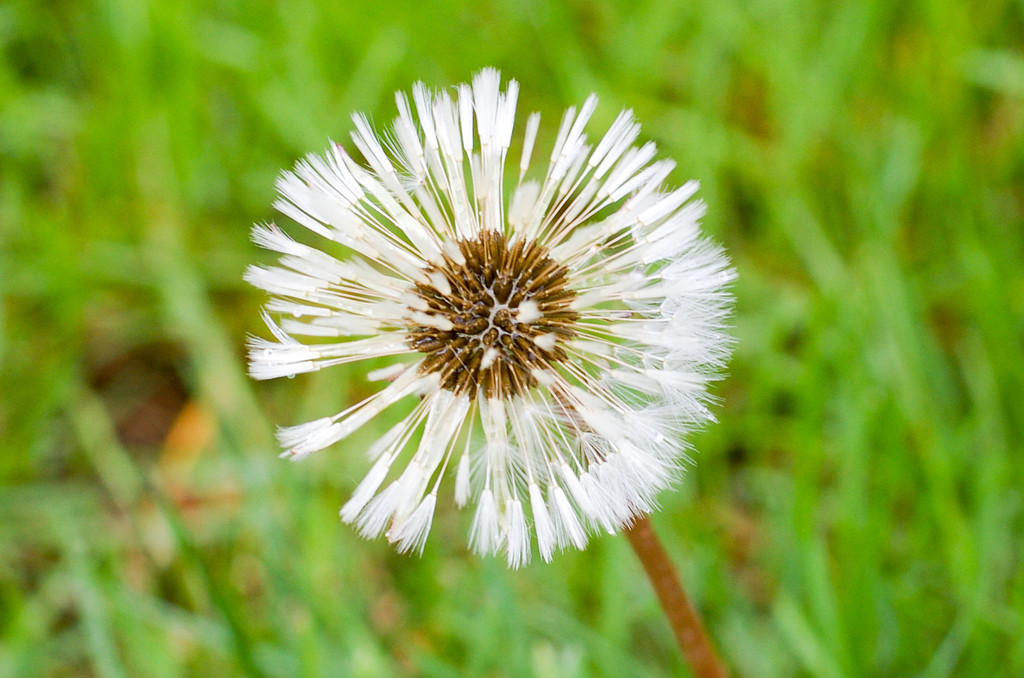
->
[625, 516, 729, 678]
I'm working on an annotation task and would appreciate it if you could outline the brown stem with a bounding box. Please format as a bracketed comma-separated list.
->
[625, 516, 730, 678]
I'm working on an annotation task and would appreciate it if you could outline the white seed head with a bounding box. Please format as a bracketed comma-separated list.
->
[248, 69, 734, 567]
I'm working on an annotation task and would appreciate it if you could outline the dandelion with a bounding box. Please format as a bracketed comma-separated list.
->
[247, 69, 735, 569]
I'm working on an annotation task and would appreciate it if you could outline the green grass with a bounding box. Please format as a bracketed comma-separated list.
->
[2, 0, 1023, 675]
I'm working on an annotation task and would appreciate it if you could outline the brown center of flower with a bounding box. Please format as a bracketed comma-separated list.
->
[407, 229, 578, 400]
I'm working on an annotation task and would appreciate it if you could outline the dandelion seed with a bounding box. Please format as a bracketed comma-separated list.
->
[248, 68, 734, 567]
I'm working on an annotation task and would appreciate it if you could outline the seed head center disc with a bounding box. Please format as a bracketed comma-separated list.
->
[407, 229, 578, 400]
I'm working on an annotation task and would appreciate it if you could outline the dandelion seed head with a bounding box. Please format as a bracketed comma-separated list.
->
[248, 68, 735, 567]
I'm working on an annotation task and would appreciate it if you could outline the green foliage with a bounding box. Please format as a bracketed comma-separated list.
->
[2, 0, 1022, 675]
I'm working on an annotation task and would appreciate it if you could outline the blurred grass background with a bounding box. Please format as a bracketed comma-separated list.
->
[2, 0, 1023, 675]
